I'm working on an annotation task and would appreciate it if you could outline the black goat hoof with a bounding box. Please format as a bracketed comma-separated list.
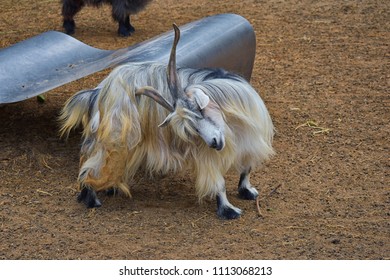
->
[63, 20, 75, 35]
[217, 205, 242, 220]
[128, 24, 135, 33]
[238, 187, 259, 200]
[77, 187, 102, 208]
[118, 27, 132, 37]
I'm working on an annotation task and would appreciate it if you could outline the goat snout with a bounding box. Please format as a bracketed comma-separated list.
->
[210, 136, 224, 151]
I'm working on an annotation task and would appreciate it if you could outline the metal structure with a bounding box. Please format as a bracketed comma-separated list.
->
[0, 14, 256, 104]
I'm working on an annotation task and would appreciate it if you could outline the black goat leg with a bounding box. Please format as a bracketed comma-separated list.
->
[118, 16, 134, 37]
[61, 0, 83, 35]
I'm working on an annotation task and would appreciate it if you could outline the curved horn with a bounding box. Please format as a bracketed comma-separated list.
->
[167, 23, 182, 102]
[135, 86, 174, 112]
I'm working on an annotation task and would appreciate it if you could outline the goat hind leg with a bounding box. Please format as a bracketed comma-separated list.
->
[238, 167, 259, 200]
[77, 145, 129, 208]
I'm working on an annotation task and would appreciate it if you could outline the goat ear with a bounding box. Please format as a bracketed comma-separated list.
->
[135, 86, 174, 112]
[192, 89, 210, 110]
[158, 112, 175, 127]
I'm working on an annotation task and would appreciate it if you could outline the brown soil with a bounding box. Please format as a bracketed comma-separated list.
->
[0, 0, 389, 260]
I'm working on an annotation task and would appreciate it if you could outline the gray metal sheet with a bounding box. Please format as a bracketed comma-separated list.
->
[0, 14, 255, 104]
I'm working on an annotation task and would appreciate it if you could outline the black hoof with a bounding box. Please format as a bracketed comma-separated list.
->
[216, 195, 242, 219]
[63, 20, 75, 35]
[238, 187, 259, 200]
[128, 24, 135, 33]
[77, 187, 102, 208]
[118, 30, 132, 37]
[118, 19, 135, 37]
[118, 26, 132, 37]
[217, 206, 242, 220]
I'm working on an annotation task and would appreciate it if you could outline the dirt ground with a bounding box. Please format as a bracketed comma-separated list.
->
[0, 0, 389, 260]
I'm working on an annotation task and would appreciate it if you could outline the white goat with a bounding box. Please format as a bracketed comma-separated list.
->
[60, 24, 274, 219]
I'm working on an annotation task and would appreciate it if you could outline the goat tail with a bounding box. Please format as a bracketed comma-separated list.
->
[59, 89, 98, 139]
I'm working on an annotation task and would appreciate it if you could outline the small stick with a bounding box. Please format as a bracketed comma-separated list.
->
[256, 195, 264, 218]
[258, 183, 283, 202]
[36, 189, 53, 196]
[41, 156, 53, 170]
[267, 183, 283, 197]
[256, 183, 283, 218]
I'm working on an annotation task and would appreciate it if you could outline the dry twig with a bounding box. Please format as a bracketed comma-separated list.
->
[256, 183, 283, 218]
[256, 196, 264, 218]
[295, 120, 331, 135]
[36, 189, 53, 196]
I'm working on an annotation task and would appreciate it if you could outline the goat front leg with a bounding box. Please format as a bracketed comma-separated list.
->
[238, 167, 259, 200]
[195, 158, 242, 220]
[216, 186, 242, 219]
[195, 163, 242, 219]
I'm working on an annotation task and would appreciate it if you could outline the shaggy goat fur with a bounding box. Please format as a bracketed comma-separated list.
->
[61, 0, 153, 36]
[60, 25, 274, 219]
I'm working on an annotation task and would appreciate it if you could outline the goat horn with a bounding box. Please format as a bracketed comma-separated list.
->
[135, 86, 174, 112]
[167, 23, 182, 102]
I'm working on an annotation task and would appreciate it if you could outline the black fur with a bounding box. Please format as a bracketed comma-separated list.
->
[105, 187, 118, 196]
[237, 168, 258, 200]
[87, 89, 99, 119]
[61, 0, 152, 36]
[203, 68, 243, 82]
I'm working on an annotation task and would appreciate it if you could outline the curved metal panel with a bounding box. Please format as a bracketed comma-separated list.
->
[0, 14, 255, 104]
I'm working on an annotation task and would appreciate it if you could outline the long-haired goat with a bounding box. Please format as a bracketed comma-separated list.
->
[59, 24, 274, 219]
[61, 0, 153, 36]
